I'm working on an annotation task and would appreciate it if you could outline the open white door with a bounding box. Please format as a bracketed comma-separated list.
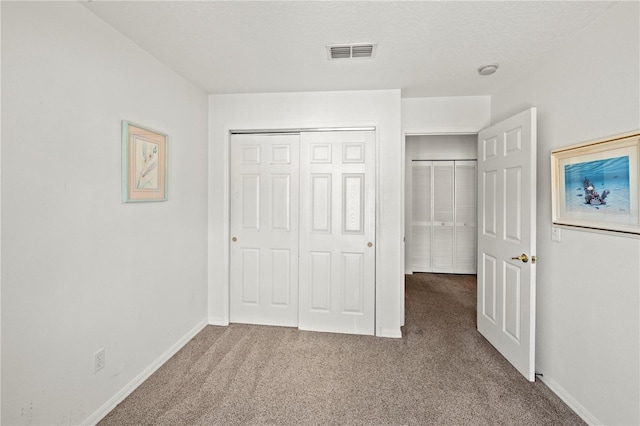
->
[477, 108, 537, 381]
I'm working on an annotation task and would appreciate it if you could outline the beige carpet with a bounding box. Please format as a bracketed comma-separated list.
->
[100, 273, 585, 425]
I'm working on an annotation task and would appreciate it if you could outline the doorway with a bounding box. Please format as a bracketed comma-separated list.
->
[404, 134, 478, 274]
[402, 109, 537, 381]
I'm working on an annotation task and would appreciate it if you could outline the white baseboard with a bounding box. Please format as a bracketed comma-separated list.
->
[378, 327, 402, 338]
[208, 315, 229, 326]
[536, 368, 601, 425]
[82, 319, 208, 426]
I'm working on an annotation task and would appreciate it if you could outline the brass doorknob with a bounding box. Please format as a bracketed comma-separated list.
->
[232, 237, 237, 242]
[367, 242, 373, 247]
[511, 253, 528, 263]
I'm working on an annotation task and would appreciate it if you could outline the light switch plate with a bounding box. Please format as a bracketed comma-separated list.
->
[551, 226, 562, 242]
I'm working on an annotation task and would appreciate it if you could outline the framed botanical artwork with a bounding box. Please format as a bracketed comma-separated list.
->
[551, 131, 640, 235]
[122, 121, 168, 202]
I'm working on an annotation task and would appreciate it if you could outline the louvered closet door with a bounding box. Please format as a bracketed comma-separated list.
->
[432, 161, 455, 273]
[411, 162, 432, 272]
[229, 133, 299, 327]
[455, 161, 477, 273]
[298, 131, 376, 335]
[411, 160, 477, 274]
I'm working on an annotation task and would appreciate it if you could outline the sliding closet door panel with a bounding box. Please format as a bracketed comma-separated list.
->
[455, 225, 477, 273]
[433, 162, 455, 223]
[230, 133, 300, 327]
[411, 162, 432, 272]
[411, 225, 431, 272]
[299, 131, 375, 335]
[432, 226, 454, 270]
[455, 161, 477, 224]
[432, 161, 455, 273]
[455, 161, 477, 273]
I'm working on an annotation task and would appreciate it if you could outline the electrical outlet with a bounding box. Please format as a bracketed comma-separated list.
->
[551, 226, 562, 242]
[94, 348, 105, 373]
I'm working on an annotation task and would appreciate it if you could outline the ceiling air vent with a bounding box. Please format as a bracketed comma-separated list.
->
[327, 43, 377, 60]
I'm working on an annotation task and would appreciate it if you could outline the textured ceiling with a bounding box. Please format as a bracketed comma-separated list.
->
[83, 1, 616, 97]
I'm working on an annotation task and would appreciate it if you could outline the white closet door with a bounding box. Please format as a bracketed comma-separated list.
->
[411, 162, 432, 272]
[455, 161, 477, 273]
[432, 161, 455, 273]
[229, 134, 299, 327]
[298, 131, 376, 335]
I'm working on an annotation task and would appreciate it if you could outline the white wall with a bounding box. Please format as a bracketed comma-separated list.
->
[0, 3, 3, 422]
[208, 90, 403, 337]
[406, 135, 477, 161]
[492, 3, 640, 425]
[2, 3, 209, 424]
[401, 96, 490, 133]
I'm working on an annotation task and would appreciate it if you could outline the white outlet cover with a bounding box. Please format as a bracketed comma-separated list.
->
[551, 226, 562, 242]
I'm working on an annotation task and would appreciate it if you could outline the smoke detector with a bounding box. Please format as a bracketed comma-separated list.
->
[478, 64, 499, 76]
[327, 43, 378, 60]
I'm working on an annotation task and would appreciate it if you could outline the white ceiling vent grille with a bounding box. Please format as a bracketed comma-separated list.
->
[327, 43, 377, 60]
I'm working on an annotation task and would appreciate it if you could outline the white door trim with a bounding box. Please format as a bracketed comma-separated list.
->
[401, 126, 484, 326]
[231, 127, 376, 134]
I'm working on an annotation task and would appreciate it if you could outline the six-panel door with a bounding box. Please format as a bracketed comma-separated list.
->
[298, 131, 376, 335]
[229, 134, 300, 327]
[477, 108, 537, 381]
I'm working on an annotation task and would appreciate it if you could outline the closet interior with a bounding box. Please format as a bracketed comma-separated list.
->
[405, 134, 477, 274]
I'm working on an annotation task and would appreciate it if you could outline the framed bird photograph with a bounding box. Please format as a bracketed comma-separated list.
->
[551, 131, 640, 235]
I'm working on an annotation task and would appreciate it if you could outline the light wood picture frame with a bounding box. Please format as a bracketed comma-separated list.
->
[551, 131, 640, 235]
[122, 121, 168, 202]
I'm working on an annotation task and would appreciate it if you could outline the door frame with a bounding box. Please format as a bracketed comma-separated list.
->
[401, 126, 483, 325]
[219, 124, 382, 333]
